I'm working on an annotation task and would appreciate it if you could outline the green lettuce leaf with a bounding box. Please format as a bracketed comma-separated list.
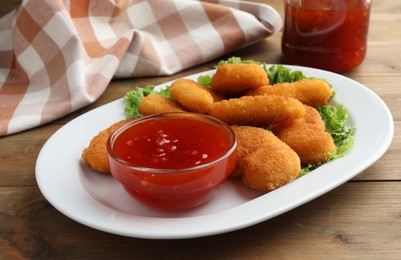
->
[197, 75, 212, 87]
[267, 64, 307, 84]
[216, 56, 263, 67]
[298, 104, 356, 177]
[124, 85, 171, 118]
[318, 104, 356, 159]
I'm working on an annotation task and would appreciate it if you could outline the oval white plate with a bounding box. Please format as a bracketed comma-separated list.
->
[35, 65, 394, 239]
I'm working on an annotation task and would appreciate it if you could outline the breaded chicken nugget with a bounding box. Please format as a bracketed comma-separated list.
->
[138, 94, 187, 115]
[211, 64, 269, 96]
[82, 119, 129, 173]
[269, 105, 336, 165]
[245, 79, 332, 107]
[170, 79, 215, 113]
[187, 79, 226, 102]
[232, 126, 301, 191]
[209, 95, 305, 127]
[230, 124, 272, 177]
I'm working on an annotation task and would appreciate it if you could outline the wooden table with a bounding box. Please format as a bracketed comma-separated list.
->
[1, 0, 400, 258]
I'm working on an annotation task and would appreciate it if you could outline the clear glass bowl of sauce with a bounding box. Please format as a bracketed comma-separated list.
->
[282, 0, 371, 72]
[107, 112, 237, 211]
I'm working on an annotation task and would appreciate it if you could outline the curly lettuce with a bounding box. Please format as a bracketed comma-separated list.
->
[267, 64, 307, 84]
[318, 104, 356, 159]
[216, 56, 264, 67]
[124, 85, 171, 118]
[298, 104, 356, 177]
[197, 75, 212, 88]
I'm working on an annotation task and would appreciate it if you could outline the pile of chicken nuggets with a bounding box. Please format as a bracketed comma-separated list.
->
[82, 63, 336, 191]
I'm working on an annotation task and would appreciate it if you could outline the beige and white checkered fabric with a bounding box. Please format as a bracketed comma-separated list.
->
[0, 0, 282, 136]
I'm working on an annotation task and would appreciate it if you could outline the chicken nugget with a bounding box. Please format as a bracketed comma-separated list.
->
[138, 93, 186, 115]
[209, 95, 305, 127]
[184, 79, 226, 102]
[211, 63, 269, 96]
[230, 125, 272, 177]
[245, 79, 332, 107]
[270, 105, 336, 165]
[232, 126, 301, 191]
[82, 119, 129, 173]
[170, 79, 215, 113]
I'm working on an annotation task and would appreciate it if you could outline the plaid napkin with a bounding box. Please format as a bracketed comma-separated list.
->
[0, 0, 282, 136]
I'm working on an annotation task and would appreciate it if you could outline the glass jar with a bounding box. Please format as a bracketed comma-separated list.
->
[281, 0, 371, 72]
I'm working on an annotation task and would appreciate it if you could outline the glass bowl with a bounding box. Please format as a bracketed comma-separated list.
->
[107, 112, 237, 211]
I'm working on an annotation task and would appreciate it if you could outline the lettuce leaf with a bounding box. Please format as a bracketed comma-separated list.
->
[318, 104, 356, 159]
[124, 85, 171, 118]
[216, 56, 263, 67]
[267, 64, 307, 84]
[298, 104, 356, 177]
[197, 75, 212, 88]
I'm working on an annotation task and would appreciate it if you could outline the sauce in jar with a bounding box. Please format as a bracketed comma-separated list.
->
[107, 113, 237, 210]
[282, 0, 371, 72]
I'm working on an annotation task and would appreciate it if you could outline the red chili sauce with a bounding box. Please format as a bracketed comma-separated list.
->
[282, 1, 370, 72]
[108, 115, 236, 210]
[113, 117, 231, 169]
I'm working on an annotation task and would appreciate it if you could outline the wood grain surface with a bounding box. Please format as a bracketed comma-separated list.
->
[1, 0, 401, 259]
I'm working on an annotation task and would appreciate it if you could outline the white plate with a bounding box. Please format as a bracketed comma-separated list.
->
[35, 65, 394, 239]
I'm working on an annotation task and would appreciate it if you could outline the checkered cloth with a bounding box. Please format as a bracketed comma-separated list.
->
[0, 0, 282, 136]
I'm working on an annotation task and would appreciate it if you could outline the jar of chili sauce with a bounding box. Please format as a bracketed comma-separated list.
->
[282, 0, 371, 72]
